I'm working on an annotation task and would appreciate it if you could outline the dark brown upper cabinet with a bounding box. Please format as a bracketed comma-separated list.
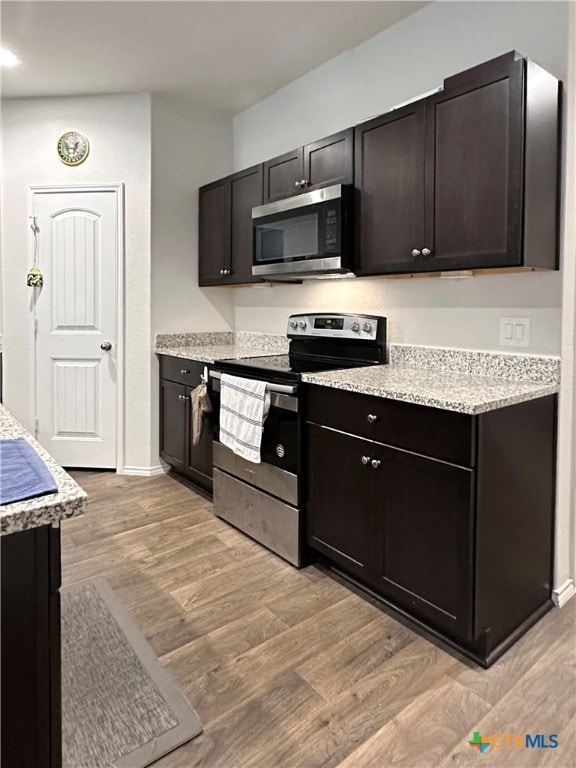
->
[263, 128, 354, 203]
[199, 164, 263, 286]
[355, 52, 560, 276]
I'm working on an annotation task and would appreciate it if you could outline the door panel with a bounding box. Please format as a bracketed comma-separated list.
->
[306, 424, 375, 579]
[199, 179, 230, 285]
[229, 165, 262, 284]
[159, 379, 187, 470]
[304, 128, 354, 190]
[355, 102, 425, 274]
[424, 58, 524, 270]
[33, 188, 119, 468]
[375, 446, 474, 639]
[263, 148, 304, 202]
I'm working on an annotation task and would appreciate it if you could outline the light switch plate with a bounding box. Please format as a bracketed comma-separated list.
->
[499, 317, 530, 347]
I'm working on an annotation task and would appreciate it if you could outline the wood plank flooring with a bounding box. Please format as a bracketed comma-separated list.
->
[63, 471, 576, 768]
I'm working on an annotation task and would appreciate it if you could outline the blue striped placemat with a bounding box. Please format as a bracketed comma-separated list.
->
[0, 437, 58, 506]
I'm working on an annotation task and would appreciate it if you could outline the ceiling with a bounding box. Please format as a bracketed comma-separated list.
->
[1, 1, 428, 114]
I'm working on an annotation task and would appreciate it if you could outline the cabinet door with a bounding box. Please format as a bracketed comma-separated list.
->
[159, 379, 187, 470]
[229, 164, 262, 284]
[263, 147, 304, 202]
[306, 424, 376, 580]
[374, 446, 474, 639]
[355, 102, 425, 275]
[185, 385, 214, 492]
[304, 128, 354, 190]
[423, 55, 524, 271]
[198, 178, 230, 286]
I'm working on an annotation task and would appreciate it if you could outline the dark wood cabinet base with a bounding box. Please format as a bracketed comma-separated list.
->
[1, 525, 62, 768]
[317, 557, 554, 668]
[167, 467, 213, 501]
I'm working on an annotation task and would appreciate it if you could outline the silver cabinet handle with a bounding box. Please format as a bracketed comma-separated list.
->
[412, 249, 421, 257]
[300, 179, 309, 188]
[371, 459, 381, 469]
[180, 369, 190, 375]
[100, 341, 112, 351]
[178, 394, 187, 402]
[422, 248, 432, 256]
[294, 181, 301, 188]
[361, 456, 371, 465]
[367, 414, 377, 424]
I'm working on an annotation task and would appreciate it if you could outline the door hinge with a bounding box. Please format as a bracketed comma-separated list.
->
[34, 418, 39, 438]
[34, 318, 39, 337]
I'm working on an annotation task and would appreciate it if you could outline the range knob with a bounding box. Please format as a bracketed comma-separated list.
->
[351, 321, 360, 332]
[298, 320, 307, 329]
[362, 322, 373, 333]
[289, 320, 298, 329]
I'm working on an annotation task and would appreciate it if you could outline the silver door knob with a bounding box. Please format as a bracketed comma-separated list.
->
[361, 456, 371, 465]
[100, 341, 112, 351]
[371, 459, 381, 469]
[412, 249, 421, 257]
[367, 414, 377, 424]
[422, 248, 432, 256]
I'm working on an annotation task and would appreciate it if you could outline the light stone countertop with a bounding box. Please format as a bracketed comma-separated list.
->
[0, 404, 87, 536]
[301, 365, 559, 415]
[155, 344, 283, 364]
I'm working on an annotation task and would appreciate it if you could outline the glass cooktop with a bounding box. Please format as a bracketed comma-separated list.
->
[216, 354, 372, 385]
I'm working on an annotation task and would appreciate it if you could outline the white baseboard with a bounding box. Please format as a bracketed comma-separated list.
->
[120, 465, 167, 477]
[552, 579, 576, 608]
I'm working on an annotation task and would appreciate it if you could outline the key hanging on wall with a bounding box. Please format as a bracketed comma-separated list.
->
[27, 216, 43, 287]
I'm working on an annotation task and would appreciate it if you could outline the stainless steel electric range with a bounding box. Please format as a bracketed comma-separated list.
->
[210, 313, 387, 566]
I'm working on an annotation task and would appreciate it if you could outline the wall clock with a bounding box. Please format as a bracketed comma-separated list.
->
[57, 131, 90, 166]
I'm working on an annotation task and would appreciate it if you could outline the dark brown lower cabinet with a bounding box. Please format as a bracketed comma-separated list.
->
[159, 355, 214, 495]
[306, 386, 556, 667]
[1, 524, 62, 768]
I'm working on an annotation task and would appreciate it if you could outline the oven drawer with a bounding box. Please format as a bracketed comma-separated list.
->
[307, 385, 474, 467]
[159, 355, 207, 387]
[213, 469, 301, 566]
[213, 442, 298, 506]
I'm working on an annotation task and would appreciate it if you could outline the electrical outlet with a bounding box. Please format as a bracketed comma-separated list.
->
[499, 317, 530, 347]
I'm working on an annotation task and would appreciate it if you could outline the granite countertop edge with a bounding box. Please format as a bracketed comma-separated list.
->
[155, 344, 284, 364]
[301, 369, 559, 415]
[1, 405, 87, 536]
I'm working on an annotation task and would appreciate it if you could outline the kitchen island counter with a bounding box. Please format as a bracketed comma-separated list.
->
[0, 404, 86, 536]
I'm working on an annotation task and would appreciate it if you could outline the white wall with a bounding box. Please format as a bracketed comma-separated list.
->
[232, 0, 568, 355]
[0, 93, 153, 470]
[150, 93, 234, 462]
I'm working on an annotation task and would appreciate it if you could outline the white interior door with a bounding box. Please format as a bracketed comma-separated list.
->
[31, 186, 122, 468]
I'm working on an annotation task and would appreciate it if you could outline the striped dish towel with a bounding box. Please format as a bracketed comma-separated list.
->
[220, 374, 270, 463]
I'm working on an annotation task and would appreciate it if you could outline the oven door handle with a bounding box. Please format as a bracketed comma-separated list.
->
[210, 370, 297, 395]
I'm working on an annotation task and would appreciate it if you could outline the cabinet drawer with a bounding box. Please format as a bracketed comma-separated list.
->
[159, 355, 206, 387]
[307, 385, 474, 466]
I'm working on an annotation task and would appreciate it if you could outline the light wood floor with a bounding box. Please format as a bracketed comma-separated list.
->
[63, 470, 576, 768]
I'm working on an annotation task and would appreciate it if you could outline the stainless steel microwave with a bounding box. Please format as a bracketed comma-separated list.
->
[252, 184, 354, 280]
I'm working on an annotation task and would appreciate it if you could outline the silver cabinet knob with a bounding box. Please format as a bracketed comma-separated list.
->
[294, 180, 301, 188]
[412, 249, 421, 257]
[371, 459, 381, 469]
[100, 341, 112, 351]
[422, 248, 432, 256]
[225, 269, 231, 275]
[302, 179, 310, 188]
[361, 456, 371, 465]
[180, 369, 190, 375]
[367, 414, 377, 424]
[178, 394, 187, 402]
[219, 269, 224, 275]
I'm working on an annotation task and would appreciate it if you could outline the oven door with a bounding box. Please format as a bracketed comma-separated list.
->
[252, 185, 348, 277]
[210, 372, 300, 475]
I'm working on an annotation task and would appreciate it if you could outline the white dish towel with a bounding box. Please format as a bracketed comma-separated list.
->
[219, 374, 270, 464]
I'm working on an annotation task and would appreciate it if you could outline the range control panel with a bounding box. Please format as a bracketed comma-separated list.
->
[287, 313, 383, 341]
